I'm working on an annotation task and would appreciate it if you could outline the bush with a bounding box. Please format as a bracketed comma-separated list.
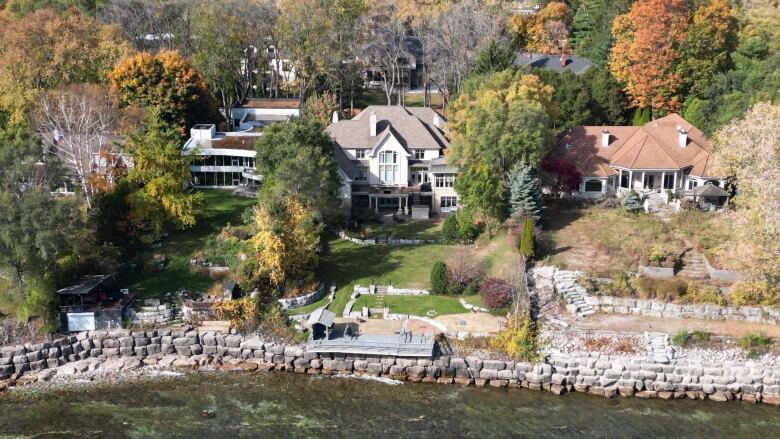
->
[479, 277, 512, 308]
[631, 277, 687, 301]
[602, 271, 635, 296]
[211, 296, 259, 331]
[445, 247, 484, 295]
[691, 330, 710, 343]
[649, 246, 667, 264]
[671, 330, 688, 347]
[729, 280, 780, 306]
[621, 190, 642, 213]
[442, 214, 459, 243]
[430, 261, 448, 295]
[738, 332, 771, 349]
[682, 282, 725, 306]
[489, 313, 539, 362]
[518, 217, 535, 260]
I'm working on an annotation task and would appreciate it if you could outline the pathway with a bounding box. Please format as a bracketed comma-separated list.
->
[644, 332, 674, 364]
[677, 250, 709, 279]
[552, 270, 595, 318]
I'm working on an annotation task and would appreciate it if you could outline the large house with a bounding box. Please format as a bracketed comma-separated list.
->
[327, 105, 458, 217]
[546, 114, 727, 199]
[183, 99, 301, 188]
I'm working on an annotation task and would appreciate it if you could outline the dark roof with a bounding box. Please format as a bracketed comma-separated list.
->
[326, 106, 448, 150]
[515, 52, 593, 75]
[429, 156, 458, 173]
[694, 184, 729, 197]
[57, 275, 113, 296]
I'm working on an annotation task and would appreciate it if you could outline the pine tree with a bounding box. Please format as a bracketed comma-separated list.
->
[622, 190, 643, 213]
[507, 164, 542, 220]
[518, 217, 535, 260]
[430, 261, 449, 295]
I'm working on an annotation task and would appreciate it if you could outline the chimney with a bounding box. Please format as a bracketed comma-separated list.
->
[432, 113, 441, 128]
[369, 111, 377, 137]
[601, 129, 610, 147]
[677, 125, 688, 148]
[332, 111, 339, 124]
[560, 52, 567, 68]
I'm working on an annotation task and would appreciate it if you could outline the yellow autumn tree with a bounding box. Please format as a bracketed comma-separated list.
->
[251, 198, 322, 289]
[513, 1, 571, 53]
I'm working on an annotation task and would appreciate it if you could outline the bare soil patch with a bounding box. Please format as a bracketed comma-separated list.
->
[570, 313, 780, 338]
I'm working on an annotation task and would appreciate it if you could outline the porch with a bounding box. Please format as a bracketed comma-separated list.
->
[366, 184, 433, 215]
[616, 169, 681, 197]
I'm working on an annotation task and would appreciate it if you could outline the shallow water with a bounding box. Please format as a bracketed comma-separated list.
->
[1, 372, 780, 438]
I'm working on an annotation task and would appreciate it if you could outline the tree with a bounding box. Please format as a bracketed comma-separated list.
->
[3, 0, 104, 16]
[518, 217, 534, 260]
[254, 117, 342, 222]
[480, 277, 511, 308]
[355, 2, 408, 105]
[541, 158, 581, 194]
[109, 51, 219, 136]
[714, 102, 780, 279]
[0, 8, 131, 126]
[124, 108, 203, 236]
[621, 190, 642, 213]
[507, 164, 542, 220]
[472, 39, 516, 75]
[524, 1, 571, 53]
[34, 84, 124, 209]
[448, 70, 553, 224]
[250, 197, 322, 288]
[445, 246, 483, 294]
[608, 0, 690, 114]
[677, 0, 738, 98]
[305, 91, 341, 127]
[430, 261, 448, 294]
[571, 0, 632, 66]
[441, 214, 459, 243]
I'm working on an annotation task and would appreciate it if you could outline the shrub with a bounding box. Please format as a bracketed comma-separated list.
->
[649, 246, 667, 264]
[479, 277, 512, 308]
[430, 261, 449, 295]
[489, 313, 539, 362]
[602, 271, 635, 297]
[682, 282, 725, 306]
[621, 190, 642, 213]
[691, 330, 710, 343]
[456, 210, 480, 243]
[518, 217, 535, 260]
[671, 330, 688, 347]
[212, 296, 259, 331]
[632, 277, 687, 301]
[445, 247, 484, 294]
[738, 332, 771, 349]
[442, 214, 459, 243]
[729, 280, 780, 307]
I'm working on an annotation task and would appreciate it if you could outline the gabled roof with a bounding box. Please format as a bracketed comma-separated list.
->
[326, 106, 448, 151]
[515, 52, 593, 75]
[546, 114, 724, 178]
[307, 307, 336, 328]
[368, 126, 411, 157]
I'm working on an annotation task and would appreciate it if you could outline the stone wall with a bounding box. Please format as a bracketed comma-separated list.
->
[338, 231, 433, 246]
[638, 265, 675, 279]
[3, 330, 780, 404]
[277, 284, 325, 310]
[128, 305, 178, 326]
[583, 295, 780, 325]
[702, 255, 741, 282]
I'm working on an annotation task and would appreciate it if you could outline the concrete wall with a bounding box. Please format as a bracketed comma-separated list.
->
[4, 330, 780, 404]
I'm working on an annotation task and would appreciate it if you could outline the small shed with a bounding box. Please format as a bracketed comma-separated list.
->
[57, 275, 135, 332]
[307, 307, 336, 341]
[693, 184, 729, 208]
[222, 280, 238, 300]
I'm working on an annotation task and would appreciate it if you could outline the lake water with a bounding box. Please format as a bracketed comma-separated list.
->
[2, 372, 780, 438]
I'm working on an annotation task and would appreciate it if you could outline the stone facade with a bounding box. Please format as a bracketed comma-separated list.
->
[584, 295, 780, 325]
[3, 330, 780, 405]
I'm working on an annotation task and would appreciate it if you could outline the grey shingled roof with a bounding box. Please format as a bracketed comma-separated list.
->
[693, 184, 729, 197]
[307, 307, 336, 328]
[57, 275, 113, 296]
[429, 156, 458, 174]
[515, 52, 593, 75]
[326, 106, 448, 151]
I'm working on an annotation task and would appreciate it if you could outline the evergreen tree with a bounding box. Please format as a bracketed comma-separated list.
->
[518, 217, 535, 260]
[472, 40, 516, 75]
[441, 214, 459, 243]
[507, 164, 542, 220]
[430, 261, 448, 295]
[622, 190, 643, 213]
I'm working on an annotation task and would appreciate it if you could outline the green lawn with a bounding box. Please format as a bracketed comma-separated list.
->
[354, 294, 465, 316]
[119, 190, 256, 299]
[363, 219, 442, 241]
[355, 89, 444, 109]
[291, 237, 457, 315]
[462, 294, 484, 308]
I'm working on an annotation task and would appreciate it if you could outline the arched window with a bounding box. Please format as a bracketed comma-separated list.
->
[584, 180, 603, 192]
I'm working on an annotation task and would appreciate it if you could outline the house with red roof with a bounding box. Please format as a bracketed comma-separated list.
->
[545, 114, 729, 199]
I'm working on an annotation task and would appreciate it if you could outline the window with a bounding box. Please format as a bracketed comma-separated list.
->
[355, 150, 365, 159]
[620, 173, 629, 189]
[584, 180, 603, 192]
[440, 196, 458, 208]
[414, 149, 425, 160]
[379, 151, 399, 183]
[434, 173, 455, 188]
[231, 157, 240, 167]
[354, 166, 367, 181]
[663, 174, 675, 189]
[688, 180, 698, 190]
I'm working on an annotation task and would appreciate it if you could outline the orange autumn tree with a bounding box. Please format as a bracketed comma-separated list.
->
[608, 0, 690, 114]
[109, 51, 218, 137]
[514, 1, 571, 53]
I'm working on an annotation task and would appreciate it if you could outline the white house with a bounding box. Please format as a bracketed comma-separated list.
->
[182, 98, 301, 189]
[546, 114, 728, 199]
[327, 105, 458, 217]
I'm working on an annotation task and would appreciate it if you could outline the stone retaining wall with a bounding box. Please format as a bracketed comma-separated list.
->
[277, 284, 325, 310]
[128, 305, 178, 326]
[638, 265, 675, 279]
[338, 231, 433, 246]
[583, 295, 780, 325]
[3, 331, 780, 405]
[702, 255, 741, 282]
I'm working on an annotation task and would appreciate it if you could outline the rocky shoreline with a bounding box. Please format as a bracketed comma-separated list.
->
[2, 328, 780, 406]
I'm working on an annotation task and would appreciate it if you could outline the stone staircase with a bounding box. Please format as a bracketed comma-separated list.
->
[677, 250, 709, 279]
[552, 270, 595, 318]
[646, 193, 674, 222]
[644, 332, 673, 364]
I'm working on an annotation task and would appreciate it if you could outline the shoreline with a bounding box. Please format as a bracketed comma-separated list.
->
[2, 328, 780, 406]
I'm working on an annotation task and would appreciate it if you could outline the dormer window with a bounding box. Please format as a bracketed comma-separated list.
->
[414, 149, 425, 160]
[355, 149, 365, 159]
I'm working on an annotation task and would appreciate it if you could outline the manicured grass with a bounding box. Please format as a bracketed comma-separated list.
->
[363, 219, 442, 241]
[354, 294, 466, 316]
[119, 190, 256, 299]
[462, 294, 485, 308]
[291, 237, 455, 315]
[355, 89, 444, 109]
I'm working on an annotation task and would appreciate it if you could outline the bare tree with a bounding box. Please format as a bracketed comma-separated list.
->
[99, 0, 199, 55]
[35, 85, 121, 209]
[424, 0, 505, 107]
[445, 246, 485, 292]
[355, 4, 408, 105]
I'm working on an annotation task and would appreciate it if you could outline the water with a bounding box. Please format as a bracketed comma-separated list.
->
[2, 372, 780, 438]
